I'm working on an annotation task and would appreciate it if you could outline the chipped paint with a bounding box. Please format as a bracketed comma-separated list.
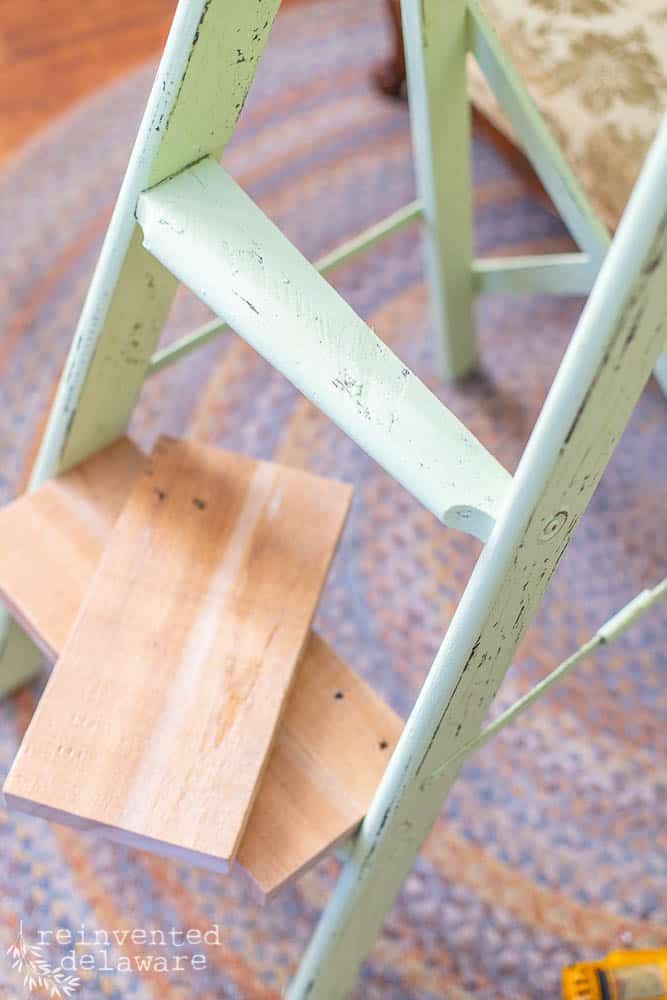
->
[288, 116, 667, 998]
[137, 157, 512, 542]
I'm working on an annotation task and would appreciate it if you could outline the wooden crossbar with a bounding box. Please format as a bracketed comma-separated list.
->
[472, 253, 596, 296]
[137, 157, 511, 541]
[467, 0, 611, 262]
[427, 579, 667, 782]
[146, 200, 423, 377]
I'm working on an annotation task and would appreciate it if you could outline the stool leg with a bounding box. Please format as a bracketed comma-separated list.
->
[288, 118, 667, 997]
[655, 350, 667, 396]
[0, 611, 42, 699]
[402, 0, 477, 381]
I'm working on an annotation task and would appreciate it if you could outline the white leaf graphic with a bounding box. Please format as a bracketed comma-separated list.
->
[5, 924, 80, 998]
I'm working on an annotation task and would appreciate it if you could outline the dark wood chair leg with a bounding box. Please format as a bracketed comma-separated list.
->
[372, 0, 406, 99]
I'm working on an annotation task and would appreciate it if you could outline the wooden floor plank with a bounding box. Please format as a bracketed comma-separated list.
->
[0, 439, 402, 897]
[4, 436, 352, 868]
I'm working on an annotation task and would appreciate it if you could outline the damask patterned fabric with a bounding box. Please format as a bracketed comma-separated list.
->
[468, 0, 667, 232]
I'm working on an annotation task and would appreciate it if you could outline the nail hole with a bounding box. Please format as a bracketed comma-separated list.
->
[193, 497, 207, 510]
[379, 740, 388, 750]
[334, 691, 344, 700]
[154, 488, 166, 501]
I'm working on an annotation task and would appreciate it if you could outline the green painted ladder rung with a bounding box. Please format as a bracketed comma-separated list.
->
[137, 157, 512, 542]
[147, 199, 423, 376]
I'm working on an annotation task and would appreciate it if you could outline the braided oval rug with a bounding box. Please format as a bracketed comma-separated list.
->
[0, 0, 665, 996]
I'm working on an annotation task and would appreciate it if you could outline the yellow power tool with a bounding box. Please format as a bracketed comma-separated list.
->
[563, 950, 667, 1000]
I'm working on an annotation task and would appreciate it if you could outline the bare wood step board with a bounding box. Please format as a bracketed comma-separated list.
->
[242, 632, 402, 897]
[4, 436, 352, 870]
[0, 437, 145, 661]
[0, 438, 403, 897]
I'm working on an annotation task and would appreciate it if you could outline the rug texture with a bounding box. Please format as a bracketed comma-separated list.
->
[0, 1, 666, 997]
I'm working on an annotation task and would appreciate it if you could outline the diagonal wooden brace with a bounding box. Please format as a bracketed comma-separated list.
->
[137, 158, 512, 541]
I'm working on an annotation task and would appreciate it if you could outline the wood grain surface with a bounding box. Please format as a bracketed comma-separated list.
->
[0, 437, 144, 660]
[239, 632, 403, 897]
[1, 438, 402, 896]
[5, 436, 352, 868]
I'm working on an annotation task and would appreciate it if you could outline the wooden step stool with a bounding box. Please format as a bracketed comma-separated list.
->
[0, 0, 665, 994]
[1, 436, 402, 898]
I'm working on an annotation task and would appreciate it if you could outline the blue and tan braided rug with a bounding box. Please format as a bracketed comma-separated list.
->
[1, 0, 666, 996]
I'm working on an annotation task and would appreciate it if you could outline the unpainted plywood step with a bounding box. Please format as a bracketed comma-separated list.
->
[5, 436, 352, 869]
[0, 437, 402, 897]
[0, 437, 145, 661]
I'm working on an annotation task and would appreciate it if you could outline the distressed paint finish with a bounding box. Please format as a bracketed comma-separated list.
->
[401, 0, 477, 380]
[137, 158, 511, 541]
[146, 200, 424, 377]
[429, 578, 667, 780]
[30, 0, 281, 485]
[288, 119, 667, 999]
[468, 0, 610, 263]
[0, 3, 662, 993]
[0, 0, 281, 687]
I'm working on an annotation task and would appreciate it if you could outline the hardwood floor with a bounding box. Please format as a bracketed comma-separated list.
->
[0, 0, 174, 160]
[0, 0, 301, 162]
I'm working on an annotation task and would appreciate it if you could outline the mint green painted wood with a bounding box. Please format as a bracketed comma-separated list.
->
[330, 577, 667, 867]
[137, 159, 510, 541]
[31, 0, 280, 486]
[288, 115, 667, 999]
[0, 0, 280, 693]
[146, 199, 423, 377]
[468, 1, 667, 398]
[1, 1, 663, 995]
[468, 0, 611, 264]
[655, 351, 667, 394]
[473, 253, 596, 296]
[429, 577, 667, 780]
[0, 608, 42, 699]
[401, 0, 477, 381]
